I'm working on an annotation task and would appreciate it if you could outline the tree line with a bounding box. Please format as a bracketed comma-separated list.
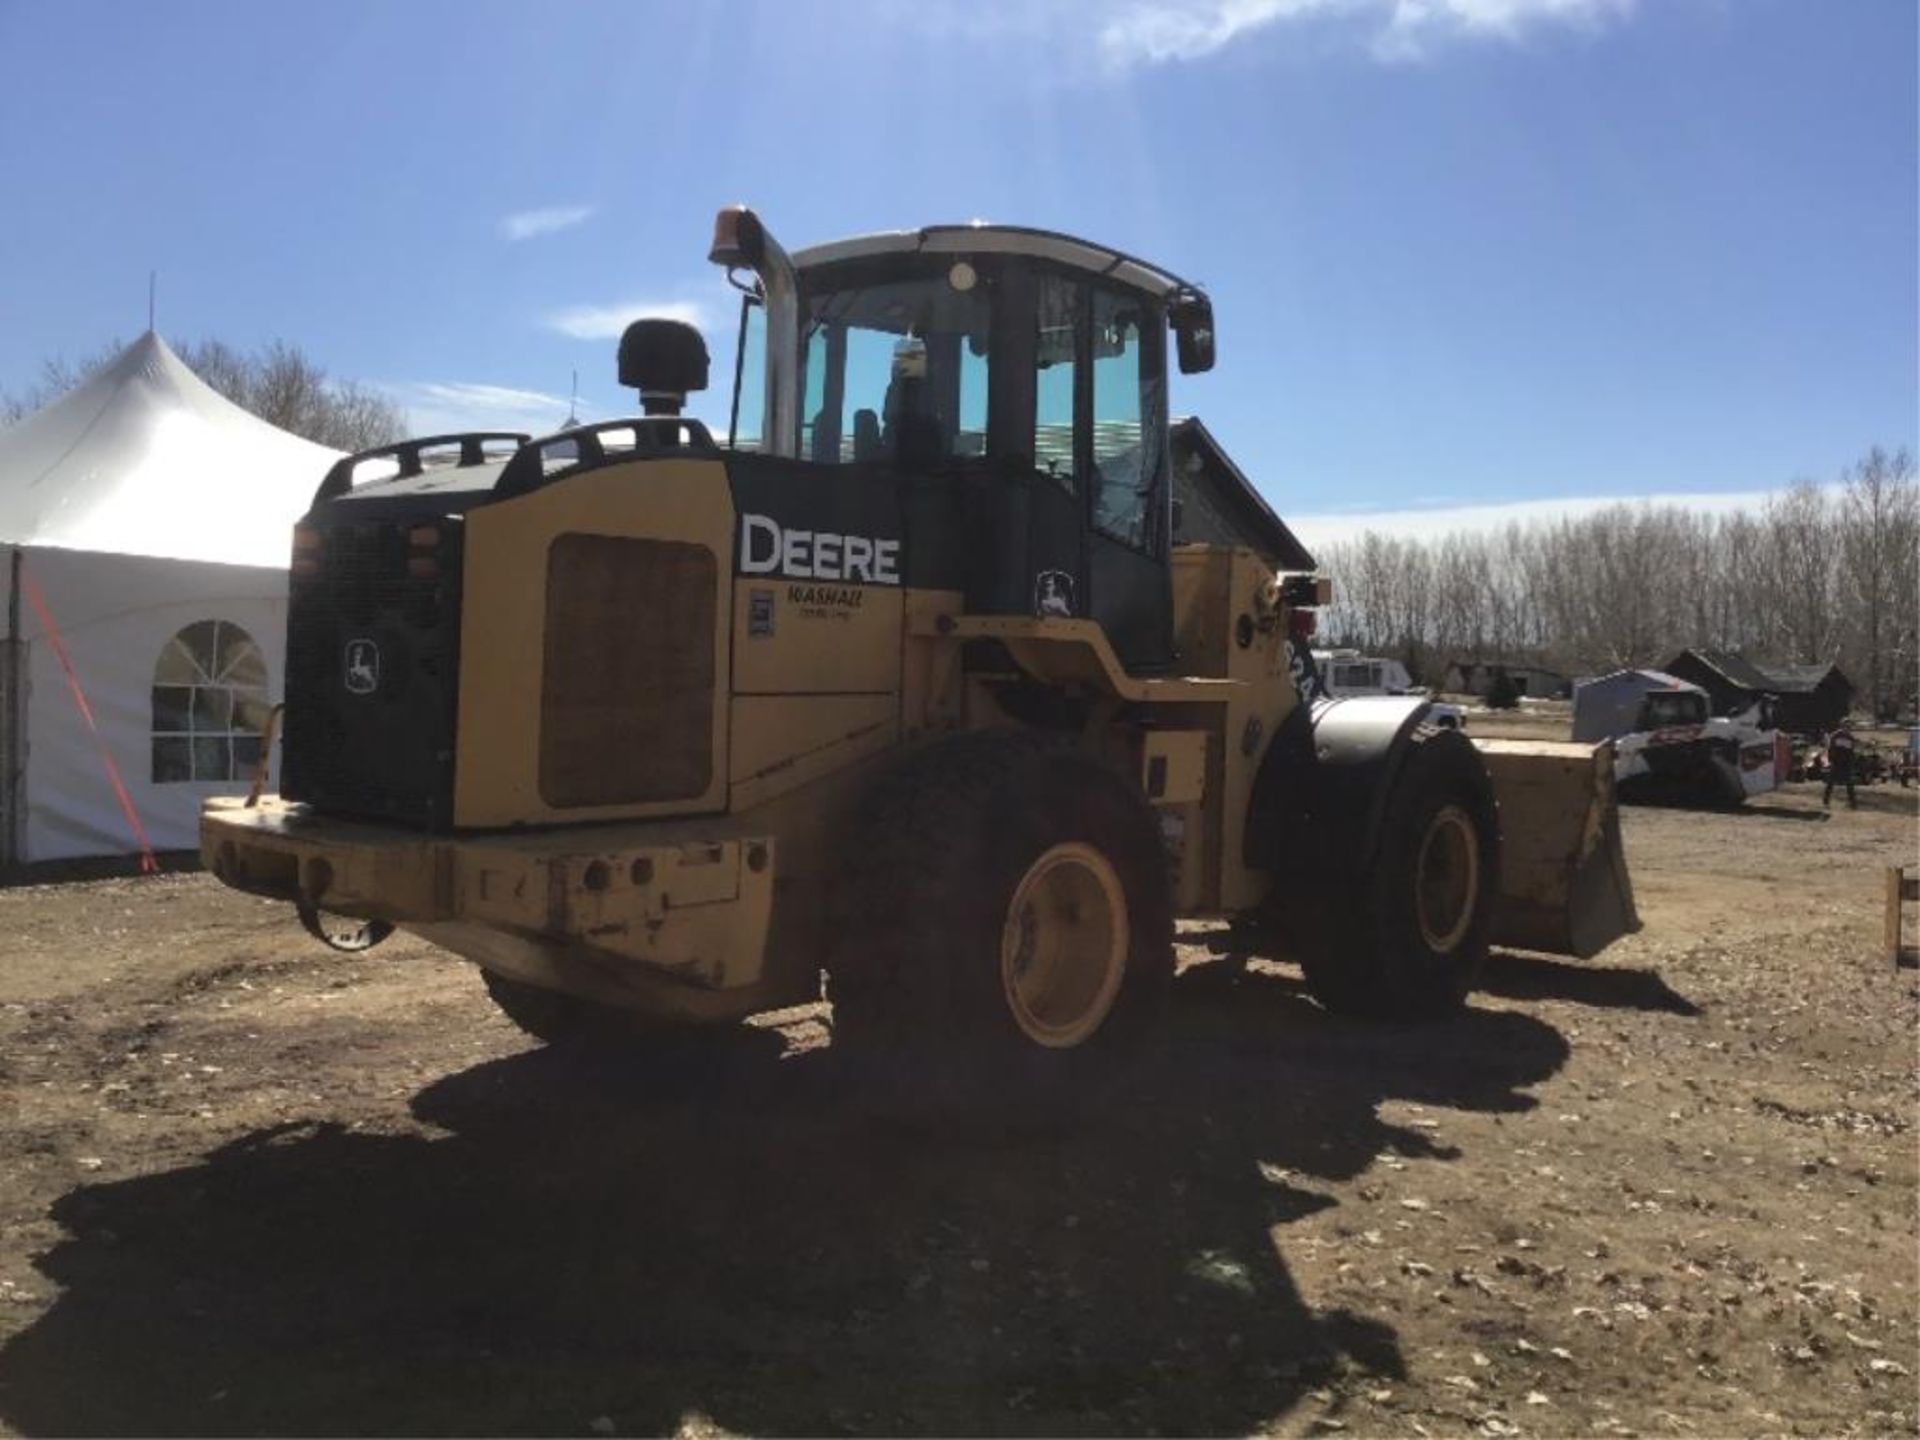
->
[1316, 446, 1919, 722]
[2, 337, 405, 453]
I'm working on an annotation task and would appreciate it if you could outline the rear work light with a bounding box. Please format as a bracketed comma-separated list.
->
[405, 522, 445, 580]
[291, 525, 321, 577]
[1278, 573, 1332, 608]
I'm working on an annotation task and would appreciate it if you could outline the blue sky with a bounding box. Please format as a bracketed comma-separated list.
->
[0, 0, 1912, 526]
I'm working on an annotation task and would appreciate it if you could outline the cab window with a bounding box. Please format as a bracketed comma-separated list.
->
[1033, 275, 1077, 489]
[1642, 691, 1705, 728]
[797, 273, 990, 466]
[1090, 288, 1164, 551]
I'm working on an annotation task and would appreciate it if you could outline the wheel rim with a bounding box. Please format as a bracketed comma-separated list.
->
[1414, 804, 1480, 953]
[999, 842, 1129, 1049]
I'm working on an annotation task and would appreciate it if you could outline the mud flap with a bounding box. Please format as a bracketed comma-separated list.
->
[1474, 739, 1640, 959]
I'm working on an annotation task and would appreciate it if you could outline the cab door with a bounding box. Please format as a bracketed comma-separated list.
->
[964, 267, 1084, 621]
[1083, 287, 1173, 671]
[1023, 273, 1089, 622]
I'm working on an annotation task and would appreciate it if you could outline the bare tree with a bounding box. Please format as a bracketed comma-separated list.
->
[1839, 446, 1920, 719]
[1762, 482, 1838, 665]
[1310, 444, 1915, 715]
[2, 336, 404, 452]
[0, 341, 128, 424]
[174, 338, 405, 451]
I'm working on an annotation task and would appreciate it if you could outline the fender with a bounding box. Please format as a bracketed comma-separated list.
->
[1244, 695, 1437, 876]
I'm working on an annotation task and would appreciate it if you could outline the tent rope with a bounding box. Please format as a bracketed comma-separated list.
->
[20, 562, 159, 874]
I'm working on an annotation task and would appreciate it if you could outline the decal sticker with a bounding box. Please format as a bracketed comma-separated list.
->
[786, 583, 865, 622]
[344, 638, 380, 696]
[1287, 635, 1325, 701]
[748, 588, 775, 638]
[1035, 570, 1075, 618]
[739, 513, 899, 585]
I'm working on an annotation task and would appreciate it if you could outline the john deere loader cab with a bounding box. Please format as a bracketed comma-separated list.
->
[720, 209, 1217, 672]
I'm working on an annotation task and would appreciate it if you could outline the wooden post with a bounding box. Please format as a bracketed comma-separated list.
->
[1889, 867, 1920, 969]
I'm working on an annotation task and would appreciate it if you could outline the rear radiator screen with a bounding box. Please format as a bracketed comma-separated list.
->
[539, 534, 716, 807]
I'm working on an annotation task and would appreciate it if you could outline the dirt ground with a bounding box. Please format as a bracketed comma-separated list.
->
[0, 763, 1915, 1436]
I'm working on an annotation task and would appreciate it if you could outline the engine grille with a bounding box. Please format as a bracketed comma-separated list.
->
[281, 520, 461, 827]
[539, 534, 716, 808]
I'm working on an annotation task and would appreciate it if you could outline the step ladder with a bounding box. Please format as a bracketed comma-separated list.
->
[1886, 868, 1918, 968]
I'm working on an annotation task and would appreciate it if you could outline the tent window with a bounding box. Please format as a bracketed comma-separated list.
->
[151, 620, 270, 783]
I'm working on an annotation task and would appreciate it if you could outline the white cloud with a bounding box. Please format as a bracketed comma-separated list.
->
[499, 205, 596, 242]
[1099, 0, 1337, 67]
[544, 298, 712, 341]
[389, 380, 583, 438]
[1373, 0, 1636, 61]
[967, 0, 1643, 72]
[412, 381, 571, 414]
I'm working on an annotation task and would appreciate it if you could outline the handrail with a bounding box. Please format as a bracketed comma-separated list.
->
[313, 432, 533, 505]
[493, 417, 718, 500]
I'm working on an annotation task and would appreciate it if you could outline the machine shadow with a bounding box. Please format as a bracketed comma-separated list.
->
[0, 974, 1569, 1437]
[1189, 928, 1702, 1018]
[1731, 801, 1834, 823]
[1480, 951, 1703, 1016]
[1805, 787, 1920, 817]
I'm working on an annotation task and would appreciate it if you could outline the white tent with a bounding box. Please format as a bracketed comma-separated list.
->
[0, 332, 342, 864]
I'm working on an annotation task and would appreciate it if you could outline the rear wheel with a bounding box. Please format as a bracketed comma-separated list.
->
[829, 731, 1173, 1113]
[1297, 726, 1499, 1019]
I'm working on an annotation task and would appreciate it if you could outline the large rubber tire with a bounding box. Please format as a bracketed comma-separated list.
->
[827, 731, 1174, 1113]
[1297, 725, 1500, 1019]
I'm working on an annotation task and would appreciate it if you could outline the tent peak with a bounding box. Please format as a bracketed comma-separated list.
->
[0, 331, 341, 565]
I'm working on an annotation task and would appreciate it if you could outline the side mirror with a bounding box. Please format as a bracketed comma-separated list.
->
[618, 318, 709, 416]
[1169, 292, 1215, 375]
[1170, 496, 1185, 534]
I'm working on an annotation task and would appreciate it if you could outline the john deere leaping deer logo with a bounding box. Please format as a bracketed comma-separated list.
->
[1034, 570, 1075, 618]
[343, 638, 380, 696]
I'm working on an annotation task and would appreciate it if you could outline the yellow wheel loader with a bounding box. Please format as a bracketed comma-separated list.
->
[203, 206, 1638, 1097]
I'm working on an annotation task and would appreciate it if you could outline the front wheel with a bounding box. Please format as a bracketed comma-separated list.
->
[1298, 726, 1500, 1018]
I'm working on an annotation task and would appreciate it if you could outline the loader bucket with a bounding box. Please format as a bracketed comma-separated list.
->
[1474, 738, 1640, 959]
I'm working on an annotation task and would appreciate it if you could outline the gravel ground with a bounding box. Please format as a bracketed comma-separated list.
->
[0, 779, 1913, 1437]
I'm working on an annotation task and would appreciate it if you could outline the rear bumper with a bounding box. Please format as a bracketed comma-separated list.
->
[202, 795, 776, 998]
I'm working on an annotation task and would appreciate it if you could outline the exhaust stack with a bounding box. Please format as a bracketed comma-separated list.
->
[709, 205, 800, 458]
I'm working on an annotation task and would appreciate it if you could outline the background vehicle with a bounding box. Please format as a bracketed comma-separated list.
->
[202, 207, 1638, 1100]
[1574, 669, 1786, 807]
[1313, 648, 1467, 728]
